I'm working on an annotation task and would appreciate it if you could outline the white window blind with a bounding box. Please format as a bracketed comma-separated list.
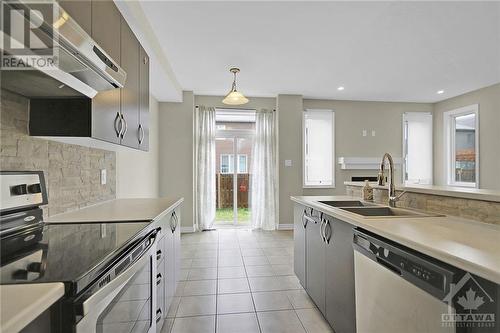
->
[403, 112, 433, 185]
[303, 109, 335, 188]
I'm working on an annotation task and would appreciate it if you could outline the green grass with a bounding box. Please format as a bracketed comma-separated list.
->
[215, 208, 250, 223]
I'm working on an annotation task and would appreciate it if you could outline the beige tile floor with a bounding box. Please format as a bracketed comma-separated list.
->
[161, 229, 333, 333]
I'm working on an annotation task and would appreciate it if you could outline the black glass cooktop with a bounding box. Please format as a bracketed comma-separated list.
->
[0, 221, 150, 295]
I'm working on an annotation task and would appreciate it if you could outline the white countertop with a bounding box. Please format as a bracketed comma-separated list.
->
[291, 195, 500, 284]
[47, 197, 184, 223]
[0, 283, 64, 333]
[344, 181, 500, 203]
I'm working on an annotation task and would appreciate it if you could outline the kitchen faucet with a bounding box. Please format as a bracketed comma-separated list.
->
[377, 153, 406, 207]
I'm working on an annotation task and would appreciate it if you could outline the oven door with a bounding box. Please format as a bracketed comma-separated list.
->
[74, 231, 158, 333]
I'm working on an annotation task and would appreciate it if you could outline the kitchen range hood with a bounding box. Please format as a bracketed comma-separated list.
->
[0, 0, 126, 98]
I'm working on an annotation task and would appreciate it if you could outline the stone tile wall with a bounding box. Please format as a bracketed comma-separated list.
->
[346, 185, 500, 225]
[0, 89, 116, 217]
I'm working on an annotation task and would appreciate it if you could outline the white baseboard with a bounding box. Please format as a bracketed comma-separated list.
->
[277, 224, 293, 230]
[180, 226, 196, 233]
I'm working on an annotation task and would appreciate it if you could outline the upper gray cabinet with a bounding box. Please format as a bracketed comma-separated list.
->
[120, 19, 140, 149]
[139, 46, 150, 151]
[91, 0, 122, 145]
[58, 0, 91, 35]
[29, 0, 150, 151]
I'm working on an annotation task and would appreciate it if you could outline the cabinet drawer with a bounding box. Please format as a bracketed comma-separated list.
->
[156, 260, 165, 333]
[156, 236, 165, 266]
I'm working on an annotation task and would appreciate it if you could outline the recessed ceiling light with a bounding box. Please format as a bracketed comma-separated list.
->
[437, 90, 444, 94]
[337, 86, 345, 91]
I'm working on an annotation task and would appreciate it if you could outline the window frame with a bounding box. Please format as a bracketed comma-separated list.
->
[402, 112, 433, 185]
[220, 154, 233, 174]
[302, 109, 335, 189]
[237, 154, 248, 174]
[443, 104, 479, 188]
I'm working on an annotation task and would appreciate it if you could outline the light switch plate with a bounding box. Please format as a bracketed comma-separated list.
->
[362, 130, 367, 137]
[372, 130, 376, 137]
[100, 169, 107, 185]
[285, 160, 292, 167]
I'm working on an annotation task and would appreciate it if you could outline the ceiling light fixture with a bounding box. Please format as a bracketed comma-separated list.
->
[437, 90, 444, 94]
[222, 67, 249, 105]
[337, 86, 345, 91]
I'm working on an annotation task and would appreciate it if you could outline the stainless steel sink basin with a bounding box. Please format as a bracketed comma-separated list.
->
[338, 206, 444, 218]
[318, 200, 376, 208]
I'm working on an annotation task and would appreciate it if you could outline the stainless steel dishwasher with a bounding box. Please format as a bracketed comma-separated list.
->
[353, 228, 499, 333]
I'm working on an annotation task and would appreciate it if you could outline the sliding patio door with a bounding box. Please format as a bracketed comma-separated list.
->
[215, 109, 255, 226]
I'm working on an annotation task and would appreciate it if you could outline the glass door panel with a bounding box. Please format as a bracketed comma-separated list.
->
[215, 138, 235, 225]
[237, 137, 252, 225]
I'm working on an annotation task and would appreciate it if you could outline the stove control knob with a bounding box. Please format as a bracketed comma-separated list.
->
[10, 184, 28, 195]
[27, 262, 42, 273]
[28, 184, 42, 194]
[12, 269, 28, 280]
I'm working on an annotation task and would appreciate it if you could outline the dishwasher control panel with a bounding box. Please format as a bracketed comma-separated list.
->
[399, 257, 443, 290]
[353, 228, 460, 300]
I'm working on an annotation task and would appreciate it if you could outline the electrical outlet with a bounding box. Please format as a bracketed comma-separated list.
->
[285, 160, 292, 167]
[100, 169, 107, 185]
[372, 130, 376, 137]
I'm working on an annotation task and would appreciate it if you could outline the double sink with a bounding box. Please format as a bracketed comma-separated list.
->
[317, 200, 443, 218]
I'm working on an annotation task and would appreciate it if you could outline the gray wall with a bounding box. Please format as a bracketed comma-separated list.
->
[277, 95, 303, 227]
[116, 96, 160, 198]
[0, 90, 116, 216]
[433, 83, 500, 189]
[277, 95, 433, 224]
[158, 94, 276, 230]
[159, 91, 195, 229]
[159, 92, 434, 227]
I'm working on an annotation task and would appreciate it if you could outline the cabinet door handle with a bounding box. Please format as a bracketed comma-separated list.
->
[156, 308, 162, 323]
[156, 250, 162, 261]
[138, 124, 144, 144]
[114, 112, 122, 137]
[170, 213, 175, 233]
[320, 219, 326, 243]
[156, 273, 162, 285]
[173, 211, 178, 231]
[120, 114, 128, 139]
[325, 220, 332, 244]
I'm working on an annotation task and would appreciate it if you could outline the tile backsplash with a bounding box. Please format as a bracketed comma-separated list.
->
[0, 89, 116, 217]
[346, 185, 500, 225]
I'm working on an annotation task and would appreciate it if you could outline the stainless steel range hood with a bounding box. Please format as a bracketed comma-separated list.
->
[0, 0, 126, 98]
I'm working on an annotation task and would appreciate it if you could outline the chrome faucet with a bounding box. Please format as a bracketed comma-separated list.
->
[378, 153, 406, 207]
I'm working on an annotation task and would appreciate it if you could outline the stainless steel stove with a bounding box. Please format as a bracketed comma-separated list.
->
[0, 171, 159, 333]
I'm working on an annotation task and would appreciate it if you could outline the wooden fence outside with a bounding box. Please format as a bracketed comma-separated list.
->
[216, 174, 250, 208]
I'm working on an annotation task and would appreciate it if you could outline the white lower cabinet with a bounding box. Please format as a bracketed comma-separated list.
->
[154, 206, 182, 332]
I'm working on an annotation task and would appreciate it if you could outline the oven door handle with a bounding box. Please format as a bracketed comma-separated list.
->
[75, 230, 158, 332]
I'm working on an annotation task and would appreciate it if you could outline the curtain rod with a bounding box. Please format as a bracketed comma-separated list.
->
[195, 105, 276, 112]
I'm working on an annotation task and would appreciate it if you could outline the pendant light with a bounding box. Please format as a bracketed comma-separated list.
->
[222, 67, 249, 105]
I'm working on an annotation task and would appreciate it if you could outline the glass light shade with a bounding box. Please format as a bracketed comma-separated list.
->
[222, 90, 249, 105]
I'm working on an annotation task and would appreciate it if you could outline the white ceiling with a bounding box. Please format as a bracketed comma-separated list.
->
[138, 1, 500, 103]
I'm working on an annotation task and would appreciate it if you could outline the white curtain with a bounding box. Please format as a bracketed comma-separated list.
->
[251, 109, 277, 230]
[195, 106, 216, 231]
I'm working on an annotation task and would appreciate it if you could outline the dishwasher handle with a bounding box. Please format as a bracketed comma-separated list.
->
[376, 256, 402, 276]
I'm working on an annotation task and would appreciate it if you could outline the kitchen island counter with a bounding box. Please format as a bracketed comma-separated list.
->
[291, 195, 500, 284]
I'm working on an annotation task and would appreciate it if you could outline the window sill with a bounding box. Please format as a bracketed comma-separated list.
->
[303, 185, 336, 189]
